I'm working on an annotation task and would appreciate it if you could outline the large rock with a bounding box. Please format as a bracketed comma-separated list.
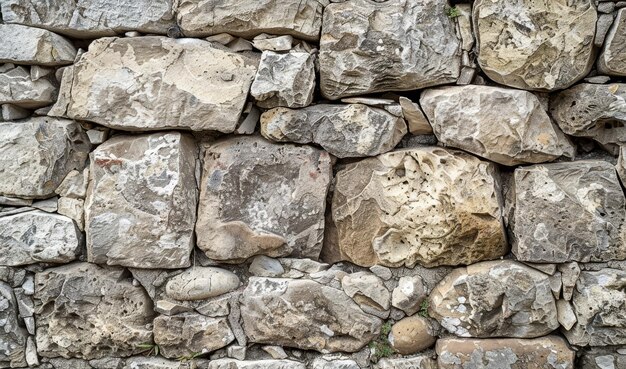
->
[260, 104, 406, 158]
[34, 263, 154, 359]
[49, 37, 257, 132]
[0, 283, 27, 368]
[436, 336, 574, 369]
[429, 260, 559, 338]
[473, 0, 596, 91]
[325, 147, 507, 268]
[319, 0, 461, 99]
[241, 277, 381, 353]
[420, 86, 574, 166]
[0, 24, 76, 66]
[175, 0, 324, 41]
[85, 132, 197, 269]
[0, 65, 56, 108]
[549, 83, 626, 150]
[509, 161, 626, 263]
[196, 136, 331, 261]
[165, 267, 240, 301]
[0, 210, 81, 266]
[564, 268, 626, 346]
[0, 117, 90, 199]
[208, 359, 305, 369]
[0, 0, 174, 38]
[598, 9, 626, 77]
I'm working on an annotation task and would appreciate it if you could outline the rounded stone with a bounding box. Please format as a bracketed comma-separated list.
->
[389, 316, 436, 355]
[165, 267, 241, 301]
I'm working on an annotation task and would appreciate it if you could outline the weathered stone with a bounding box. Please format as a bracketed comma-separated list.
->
[619, 146, 626, 186]
[325, 147, 506, 268]
[599, 9, 626, 76]
[392, 275, 427, 316]
[0, 65, 56, 108]
[473, 0, 596, 91]
[196, 136, 331, 261]
[175, 0, 324, 41]
[389, 316, 436, 354]
[565, 268, 626, 346]
[0, 210, 81, 266]
[398, 97, 432, 135]
[241, 277, 381, 353]
[1, 103, 29, 121]
[510, 161, 626, 263]
[0, 283, 27, 368]
[227, 346, 246, 361]
[579, 347, 626, 369]
[595, 13, 615, 48]
[436, 336, 574, 369]
[153, 313, 234, 358]
[49, 37, 257, 132]
[377, 356, 437, 369]
[251, 51, 315, 108]
[252, 35, 294, 52]
[420, 85, 574, 166]
[559, 262, 581, 301]
[165, 267, 240, 301]
[320, 0, 461, 99]
[262, 346, 287, 360]
[85, 132, 198, 269]
[55, 169, 88, 199]
[429, 260, 558, 338]
[557, 300, 577, 331]
[311, 358, 360, 369]
[249, 256, 284, 277]
[57, 197, 85, 231]
[122, 357, 186, 369]
[0, 117, 90, 199]
[208, 359, 305, 369]
[341, 272, 390, 312]
[35, 262, 153, 359]
[0, 24, 76, 66]
[261, 104, 406, 158]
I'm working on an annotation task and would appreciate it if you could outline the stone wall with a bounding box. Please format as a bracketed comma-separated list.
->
[0, 0, 625, 368]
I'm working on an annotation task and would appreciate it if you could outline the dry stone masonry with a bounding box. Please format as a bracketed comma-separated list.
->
[1, 0, 626, 368]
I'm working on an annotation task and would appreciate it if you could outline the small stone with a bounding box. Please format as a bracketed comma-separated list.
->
[32, 197, 58, 212]
[578, 348, 626, 369]
[30, 66, 54, 81]
[195, 295, 231, 317]
[55, 169, 88, 199]
[0, 24, 77, 65]
[154, 300, 192, 316]
[25, 337, 38, 366]
[618, 146, 626, 184]
[1, 104, 29, 121]
[557, 300, 577, 331]
[206, 33, 237, 45]
[340, 97, 396, 107]
[311, 358, 360, 369]
[584, 75, 612, 84]
[599, 9, 626, 76]
[208, 359, 305, 369]
[226, 38, 254, 52]
[262, 346, 288, 359]
[559, 262, 581, 301]
[369, 265, 392, 281]
[549, 272, 563, 299]
[0, 65, 57, 108]
[252, 35, 294, 51]
[342, 272, 391, 312]
[165, 267, 240, 301]
[523, 263, 557, 275]
[595, 13, 616, 48]
[392, 276, 427, 316]
[389, 316, 436, 354]
[227, 345, 246, 361]
[455, 67, 475, 85]
[249, 256, 284, 277]
[377, 356, 437, 369]
[0, 282, 28, 368]
[86, 129, 108, 145]
[122, 357, 186, 369]
[398, 97, 432, 135]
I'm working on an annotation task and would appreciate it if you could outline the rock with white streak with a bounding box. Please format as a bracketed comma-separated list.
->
[208, 359, 306, 369]
[85, 132, 198, 269]
[0, 65, 56, 108]
[165, 267, 240, 301]
[599, 9, 626, 77]
[473, 0, 596, 90]
[49, 37, 257, 133]
[0, 24, 77, 66]
[392, 275, 427, 316]
[319, 0, 461, 99]
[0, 282, 28, 368]
[261, 104, 407, 158]
[420, 85, 574, 166]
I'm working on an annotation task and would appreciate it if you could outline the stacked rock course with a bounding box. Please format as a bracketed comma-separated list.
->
[1, 0, 626, 368]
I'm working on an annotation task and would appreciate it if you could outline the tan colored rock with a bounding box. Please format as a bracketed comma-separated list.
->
[429, 260, 558, 338]
[165, 267, 240, 301]
[420, 85, 574, 166]
[85, 132, 198, 269]
[0, 65, 56, 108]
[57, 197, 85, 231]
[49, 37, 257, 132]
[389, 316, 436, 354]
[341, 272, 390, 313]
[325, 147, 507, 268]
[599, 9, 626, 77]
[196, 136, 332, 261]
[392, 275, 427, 316]
[0, 24, 77, 66]
[398, 97, 432, 135]
[175, 0, 324, 41]
[208, 359, 305, 369]
[319, 0, 461, 99]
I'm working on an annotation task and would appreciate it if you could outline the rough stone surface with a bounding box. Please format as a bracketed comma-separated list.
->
[0, 117, 90, 199]
[0, 24, 77, 66]
[208, 359, 306, 369]
[389, 316, 436, 354]
[0, 0, 174, 38]
[599, 9, 626, 77]
[319, 0, 461, 99]
[325, 147, 506, 268]
[261, 104, 407, 158]
[0, 210, 81, 266]
[429, 260, 559, 338]
[34, 263, 154, 359]
[579, 347, 626, 369]
[165, 267, 240, 301]
[0, 65, 56, 108]
[196, 136, 332, 261]
[398, 97, 432, 135]
[392, 275, 427, 316]
[0, 282, 27, 368]
[420, 85, 574, 166]
[473, 0, 596, 91]
[175, 0, 324, 41]
[377, 356, 437, 369]
[240, 277, 382, 353]
[510, 161, 626, 263]
[85, 132, 198, 269]
[49, 37, 257, 133]
[341, 272, 390, 312]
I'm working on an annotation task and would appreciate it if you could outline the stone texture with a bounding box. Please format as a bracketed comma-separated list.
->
[436, 336, 574, 369]
[251, 51, 315, 108]
[0, 0, 174, 38]
[619, 146, 626, 185]
[0, 282, 27, 368]
[49, 37, 257, 133]
[0, 65, 56, 108]
[261, 104, 407, 158]
[319, 0, 461, 99]
[0, 210, 81, 266]
[325, 147, 507, 268]
[377, 356, 437, 369]
[208, 359, 306, 369]
[34, 262, 153, 359]
[389, 316, 436, 354]
[0, 117, 90, 199]
[122, 357, 185, 369]
[85, 132, 198, 269]
[599, 9, 626, 77]
[429, 260, 558, 338]
[473, 0, 596, 91]
[392, 275, 427, 316]
[420, 85, 574, 166]
[196, 136, 332, 261]
[579, 347, 626, 369]
[341, 272, 390, 313]
[165, 267, 240, 301]
[398, 97, 432, 135]
[240, 277, 381, 353]
[509, 161, 626, 263]
[0, 24, 76, 66]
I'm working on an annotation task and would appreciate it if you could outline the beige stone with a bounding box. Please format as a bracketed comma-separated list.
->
[165, 267, 240, 301]
[0, 24, 77, 66]
[398, 97, 432, 135]
[389, 316, 436, 355]
[0, 65, 57, 108]
[599, 9, 626, 77]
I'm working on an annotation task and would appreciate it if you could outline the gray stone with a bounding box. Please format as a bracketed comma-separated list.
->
[420, 85, 574, 166]
[260, 104, 407, 158]
[312, 358, 360, 369]
[165, 267, 240, 301]
[377, 356, 437, 369]
[249, 256, 284, 277]
[0, 24, 76, 66]
[392, 275, 427, 316]
[596, 13, 616, 48]
[559, 262, 581, 301]
[32, 197, 58, 212]
[25, 336, 38, 366]
[122, 357, 186, 369]
[1, 104, 29, 121]
[208, 359, 305, 369]
[252, 35, 294, 52]
[57, 197, 84, 231]
[0, 282, 27, 368]
[85, 132, 198, 269]
[599, 9, 626, 76]
[319, 0, 461, 99]
[579, 347, 626, 369]
[341, 272, 390, 312]
[262, 346, 287, 359]
[398, 97, 432, 135]
[557, 300, 577, 331]
[227, 346, 246, 361]
[55, 169, 88, 199]
[0, 65, 57, 108]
